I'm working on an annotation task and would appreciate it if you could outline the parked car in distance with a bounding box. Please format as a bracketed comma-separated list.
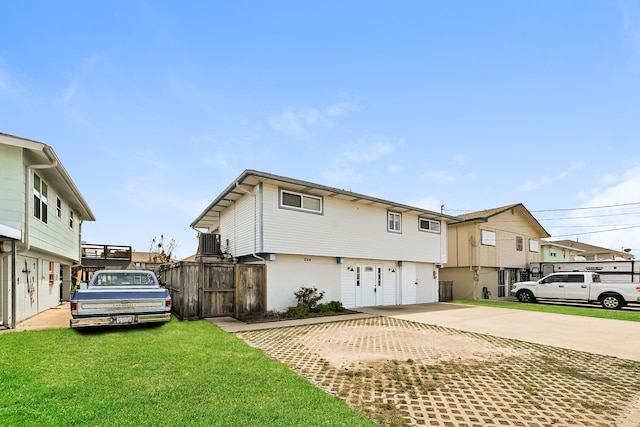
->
[70, 270, 172, 328]
[511, 271, 640, 310]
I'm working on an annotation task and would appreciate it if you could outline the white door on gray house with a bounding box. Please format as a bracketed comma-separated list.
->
[356, 265, 377, 307]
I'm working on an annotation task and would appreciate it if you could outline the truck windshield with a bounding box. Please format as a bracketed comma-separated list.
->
[93, 272, 157, 286]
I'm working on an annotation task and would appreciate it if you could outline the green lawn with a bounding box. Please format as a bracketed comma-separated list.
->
[452, 299, 640, 322]
[0, 318, 374, 427]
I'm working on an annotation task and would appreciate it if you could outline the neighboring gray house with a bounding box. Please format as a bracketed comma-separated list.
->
[190, 169, 458, 311]
[0, 133, 95, 328]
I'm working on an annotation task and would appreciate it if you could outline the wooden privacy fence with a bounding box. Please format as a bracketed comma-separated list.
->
[161, 261, 266, 320]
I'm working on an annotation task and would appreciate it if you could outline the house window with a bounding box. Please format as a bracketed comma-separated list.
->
[56, 198, 62, 218]
[516, 236, 523, 251]
[481, 230, 496, 246]
[419, 218, 441, 233]
[49, 261, 55, 286]
[388, 211, 401, 233]
[33, 173, 48, 224]
[69, 211, 74, 228]
[529, 239, 539, 253]
[280, 189, 322, 214]
[550, 248, 557, 257]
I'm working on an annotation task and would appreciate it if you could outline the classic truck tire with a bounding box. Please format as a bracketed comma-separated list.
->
[600, 295, 623, 310]
[517, 290, 535, 303]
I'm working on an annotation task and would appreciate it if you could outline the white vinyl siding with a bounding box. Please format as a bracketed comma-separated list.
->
[219, 187, 261, 257]
[259, 183, 445, 263]
[0, 145, 25, 233]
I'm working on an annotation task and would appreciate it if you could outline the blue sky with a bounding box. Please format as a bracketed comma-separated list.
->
[3, 1, 640, 259]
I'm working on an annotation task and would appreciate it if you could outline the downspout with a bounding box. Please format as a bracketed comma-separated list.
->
[235, 182, 266, 263]
[10, 240, 16, 328]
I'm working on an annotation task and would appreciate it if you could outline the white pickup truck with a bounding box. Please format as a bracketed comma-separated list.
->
[70, 270, 172, 328]
[511, 271, 640, 309]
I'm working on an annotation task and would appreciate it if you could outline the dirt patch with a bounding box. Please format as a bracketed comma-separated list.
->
[238, 316, 640, 426]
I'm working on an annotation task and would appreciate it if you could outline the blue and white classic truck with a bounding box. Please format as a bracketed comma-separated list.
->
[70, 270, 172, 328]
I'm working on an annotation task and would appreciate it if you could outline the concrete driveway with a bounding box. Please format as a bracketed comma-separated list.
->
[357, 303, 640, 362]
[232, 305, 640, 427]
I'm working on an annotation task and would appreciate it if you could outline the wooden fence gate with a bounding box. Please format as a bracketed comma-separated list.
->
[161, 261, 265, 320]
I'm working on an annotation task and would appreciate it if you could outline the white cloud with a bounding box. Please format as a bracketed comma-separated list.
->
[452, 154, 468, 165]
[0, 63, 20, 98]
[552, 163, 640, 256]
[521, 160, 584, 192]
[203, 151, 234, 174]
[422, 170, 475, 185]
[619, 0, 640, 70]
[521, 176, 551, 191]
[321, 136, 402, 186]
[343, 138, 397, 163]
[268, 102, 361, 138]
[268, 107, 332, 137]
[387, 164, 404, 174]
[324, 101, 361, 117]
[60, 54, 99, 106]
[411, 196, 442, 212]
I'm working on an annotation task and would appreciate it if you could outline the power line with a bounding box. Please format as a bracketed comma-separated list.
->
[445, 201, 640, 215]
[547, 224, 640, 238]
[538, 211, 640, 221]
[531, 201, 640, 212]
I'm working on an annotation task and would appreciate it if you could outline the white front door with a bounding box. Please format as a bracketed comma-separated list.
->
[357, 265, 376, 307]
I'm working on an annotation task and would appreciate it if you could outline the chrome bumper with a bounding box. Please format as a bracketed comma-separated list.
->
[70, 313, 171, 328]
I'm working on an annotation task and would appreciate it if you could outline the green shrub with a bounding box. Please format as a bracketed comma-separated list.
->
[316, 300, 347, 313]
[294, 286, 325, 312]
[282, 304, 310, 319]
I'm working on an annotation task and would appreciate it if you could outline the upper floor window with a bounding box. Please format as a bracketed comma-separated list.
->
[529, 239, 539, 253]
[388, 211, 401, 233]
[69, 211, 74, 228]
[33, 173, 48, 224]
[419, 218, 441, 233]
[481, 229, 496, 246]
[549, 247, 557, 257]
[516, 236, 523, 251]
[280, 189, 323, 214]
[56, 197, 62, 218]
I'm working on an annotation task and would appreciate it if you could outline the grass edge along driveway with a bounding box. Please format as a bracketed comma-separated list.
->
[0, 318, 375, 427]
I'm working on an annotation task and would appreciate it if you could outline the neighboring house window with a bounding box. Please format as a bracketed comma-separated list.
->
[419, 218, 441, 233]
[481, 230, 496, 246]
[33, 173, 48, 223]
[550, 248, 557, 257]
[69, 211, 74, 228]
[529, 239, 539, 253]
[280, 189, 323, 213]
[388, 211, 401, 233]
[49, 261, 55, 286]
[56, 197, 62, 218]
[516, 236, 523, 251]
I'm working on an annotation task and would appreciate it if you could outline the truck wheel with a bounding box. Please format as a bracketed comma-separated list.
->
[600, 295, 623, 310]
[517, 290, 535, 303]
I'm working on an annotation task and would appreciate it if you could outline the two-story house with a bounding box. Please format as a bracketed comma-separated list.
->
[190, 170, 458, 311]
[539, 241, 585, 262]
[440, 204, 550, 300]
[0, 133, 94, 328]
[548, 240, 634, 261]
